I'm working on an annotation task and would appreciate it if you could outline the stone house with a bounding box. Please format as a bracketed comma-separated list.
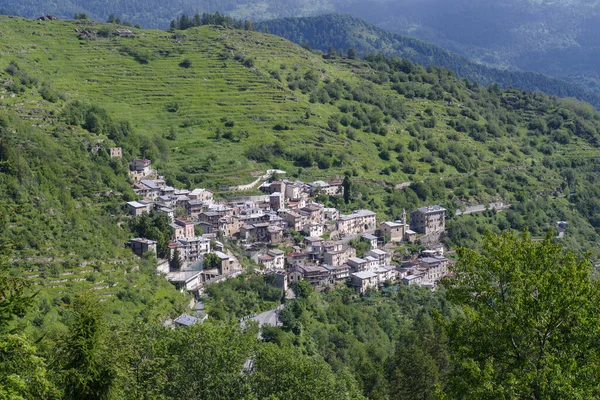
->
[347, 257, 368, 272]
[285, 211, 306, 232]
[402, 274, 423, 286]
[189, 188, 213, 203]
[296, 265, 330, 286]
[300, 204, 325, 224]
[274, 270, 288, 291]
[185, 200, 206, 219]
[199, 211, 221, 231]
[361, 233, 378, 249]
[156, 206, 174, 222]
[323, 246, 356, 267]
[258, 254, 275, 269]
[171, 218, 195, 240]
[303, 222, 324, 238]
[380, 221, 406, 243]
[173, 237, 211, 263]
[373, 266, 398, 284]
[419, 256, 449, 281]
[260, 180, 287, 195]
[267, 249, 285, 269]
[337, 209, 377, 237]
[285, 182, 306, 202]
[218, 216, 241, 237]
[138, 179, 162, 201]
[323, 264, 350, 284]
[350, 271, 378, 294]
[410, 205, 446, 235]
[365, 249, 390, 267]
[130, 238, 157, 257]
[127, 201, 151, 216]
[109, 147, 122, 158]
[269, 192, 283, 211]
[214, 251, 234, 275]
[267, 226, 284, 244]
[323, 208, 340, 221]
[287, 252, 307, 267]
[129, 159, 152, 181]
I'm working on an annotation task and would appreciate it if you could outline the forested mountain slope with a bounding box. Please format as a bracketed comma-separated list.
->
[256, 14, 600, 108]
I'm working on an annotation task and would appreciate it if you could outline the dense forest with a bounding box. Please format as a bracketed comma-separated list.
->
[256, 14, 600, 108]
[3, 231, 600, 399]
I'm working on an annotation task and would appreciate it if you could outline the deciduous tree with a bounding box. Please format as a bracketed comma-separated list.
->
[444, 230, 600, 399]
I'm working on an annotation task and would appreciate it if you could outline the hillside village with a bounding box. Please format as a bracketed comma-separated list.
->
[123, 153, 454, 305]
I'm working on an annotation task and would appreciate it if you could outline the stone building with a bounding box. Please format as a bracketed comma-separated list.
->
[410, 205, 446, 235]
[337, 209, 377, 237]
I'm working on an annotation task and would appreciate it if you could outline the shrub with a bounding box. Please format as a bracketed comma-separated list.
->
[179, 58, 192, 68]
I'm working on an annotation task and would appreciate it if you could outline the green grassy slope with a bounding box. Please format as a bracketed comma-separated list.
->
[2, 16, 600, 258]
[0, 74, 188, 336]
[0, 17, 593, 188]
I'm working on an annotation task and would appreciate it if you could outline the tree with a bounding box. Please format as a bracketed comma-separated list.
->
[251, 343, 365, 400]
[0, 265, 35, 332]
[443, 230, 600, 399]
[0, 250, 56, 399]
[167, 126, 177, 140]
[291, 281, 313, 299]
[0, 333, 57, 399]
[343, 175, 352, 204]
[347, 48, 357, 59]
[53, 295, 117, 400]
[203, 253, 220, 270]
[193, 13, 201, 27]
[169, 248, 182, 271]
[327, 45, 338, 59]
[119, 321, 255, 399]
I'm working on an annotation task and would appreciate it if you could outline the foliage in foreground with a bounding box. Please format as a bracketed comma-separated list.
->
[3, 230, 600, 399]
[444, 230, 600, 399]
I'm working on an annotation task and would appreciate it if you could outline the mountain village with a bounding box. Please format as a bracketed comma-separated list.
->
[123, 154, 453, 312]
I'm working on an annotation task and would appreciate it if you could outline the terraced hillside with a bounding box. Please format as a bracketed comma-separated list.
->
[2, 16, 600, 257]
[0, 81, 188, 336]
[1, 17, 356, 186]
[0, 17, 595, 187]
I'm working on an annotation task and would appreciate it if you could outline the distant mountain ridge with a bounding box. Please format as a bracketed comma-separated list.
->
[256, 14, 600, 108]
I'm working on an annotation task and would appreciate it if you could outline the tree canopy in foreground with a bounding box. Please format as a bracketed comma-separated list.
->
[444, 230, 600, 399]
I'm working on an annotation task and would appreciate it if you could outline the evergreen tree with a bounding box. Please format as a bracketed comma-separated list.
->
[179, 15, 191, 30]
[193, 13, 201, 27]
[343, 175, 351, 204]
[53, 295, 117, 400]
[169, 248, 182, 271]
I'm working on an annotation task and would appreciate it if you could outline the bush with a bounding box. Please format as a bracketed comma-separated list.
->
[273, 124, 290, 131]
[179, 58, 192, 68]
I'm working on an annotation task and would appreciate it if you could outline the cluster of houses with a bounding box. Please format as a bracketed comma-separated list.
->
[123, 156, 452, 295]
